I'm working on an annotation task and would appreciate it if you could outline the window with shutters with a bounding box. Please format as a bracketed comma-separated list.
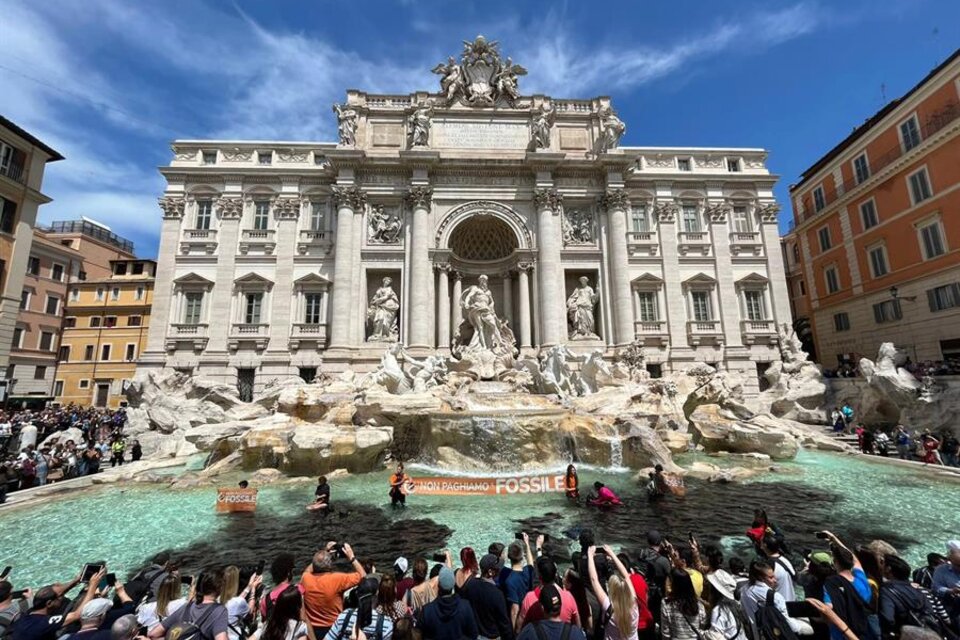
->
[691, 291, 711, 322]
[45, 295, 60, 315]
[51, 263, 65, 281]
[928, 284, 960, 312]
[84, 345, 95, 360]
[304, 293, 323, 324]
[27, 256, 40, 276]
[253, 200, 270, 230]
[813, 186, 826, 212]
[860, 200, 878, 230]
[128, 315, 142, 327]
[852, 153, 870, 184]
[39, 331, 54, 351]
[824, 266, 840, 294]
[11, 327, 23, 348]
[125, 344, 136, 361]
[732, 206, 752, 233]
[184, 292, 204, 325]
[89, 316, 102, 328]
[681, 204, 700, 232]
[917, 218, 946, 260]
[0, 196, 17, 234]
[907, 168, 932, 204]
[58, 345, 70, 361]
[244, 292, 263, 324]
[833, 313, 850, 332]
[638, 292, 658, 322]
[101, 344, 111, 361]
[868, 244, 888, 278]
[873, 299, 902, 323]
[195, 199, 213, 230]
[631, 205, 650, 232]
[743, 290, 766, 321]
[899, 115, 921, 151]
[817, 226, 831, 252]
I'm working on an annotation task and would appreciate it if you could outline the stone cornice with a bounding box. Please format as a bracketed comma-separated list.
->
[533, 187, 563, 212]
[331, 186, 367, 210]
[405, 186, 434, 208]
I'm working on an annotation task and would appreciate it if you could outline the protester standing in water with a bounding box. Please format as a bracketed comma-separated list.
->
[389, 462, 410, 508]
[308, 475, 330, 512]
[565, 464, 580, 501]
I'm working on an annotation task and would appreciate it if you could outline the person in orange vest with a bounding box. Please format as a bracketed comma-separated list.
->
[389, 462, 410, 508]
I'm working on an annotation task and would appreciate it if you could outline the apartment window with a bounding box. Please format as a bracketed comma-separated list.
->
[258, 150, 272, 165]
[184, 292, 204, 324]
[128, 315, 142, 327]
[196, 199, 213, 230]
[34, 366, 47, 381]
[310, 201, 326, 231]
[853, 153, 870, 184]
[631, 205, 649, 232]
[78, 270, 86, 281]
[244, 293, 263, 324]
[19, 290, 29, 310]
[84, 345, 95, 360]
[11, 327, 23, 348]
[5, 364, 13, 380]
[681, 204, 700, 233]
[64, 317, 76, 328]
[202, 150, 217, 165]
[27, 256, 40, 276]
[135, 286, 145, 300]
[637, 292, 658, 322]
[39, 331, 54, 351]
[873, 299, 902, 323]
[132, 262, 144, 275]
[299, 367, 317, 383]
[798, 280, 806, 296]
[70, 288, 79, 301]
[928, 283, 960, 312]
[817, 226, 832, 252]
[53, 380, 64, 397]
[900, 115, 921, 151]
[868, 245, 888, 278]
[304, 293, 323, 324]
[53, 263, 66, 281]
[726, 158, 741, 172]
[813, 186, 826, 212]
[104, 316, 118, 328]
[677, 158, 691, 172]
[732, 206, 752, 233]
[111, 287, 120, 301]
[58, 345, 70, 361]
[0, 197, 17, 234]
[917, 218, 946, 260]
[253, 200, 270, 230]
[691, 291, 711, 322]
[907, 168, 932, 204]
[833, 313, 851, 332]
[792, 244, 800, 263]
[101, 344, 111, 361]
[89, 316, 102, 328]
[860, 200, 878, 230]
[79, 379, 90, 389]
[114, 262, 127, 276]
[125, 344, 136, 361]
[743, 290, 765, 321]
[45, 295, 59, 315]
[96, 287, 104, 301]
[824, 266, 840, 294]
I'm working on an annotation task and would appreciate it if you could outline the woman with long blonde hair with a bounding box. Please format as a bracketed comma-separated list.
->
[221, 566, 262, 640]
[137, 574, 186, 631]
[587, 544, 639, 640]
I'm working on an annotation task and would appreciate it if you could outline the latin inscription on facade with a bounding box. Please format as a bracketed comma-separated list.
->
[432, 119, 529, 150]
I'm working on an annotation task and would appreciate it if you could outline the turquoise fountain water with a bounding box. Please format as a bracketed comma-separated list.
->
[0, 450, 956, 589]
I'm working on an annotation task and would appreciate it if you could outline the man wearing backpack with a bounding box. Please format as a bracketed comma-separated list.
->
[820, 531, 875, 640]
[637, 531, 670, 629]
[147, 571, 229, 640]
[516, 584, 586, 640]
[878, 555, 945, 639]
[739, 560, 812, 639]
[761, 535, 797, 602]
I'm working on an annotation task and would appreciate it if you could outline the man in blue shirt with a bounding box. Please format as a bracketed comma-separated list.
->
[820, 531, 873, 640]
[932, 540, 960, 627]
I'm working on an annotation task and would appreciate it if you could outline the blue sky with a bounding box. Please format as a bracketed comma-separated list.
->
[2, 0, 958, 258]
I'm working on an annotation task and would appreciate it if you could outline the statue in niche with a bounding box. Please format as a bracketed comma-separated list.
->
[367, 277, 400, 341]
[598, 106, 626, 152]
[562, 208, 593, 245]
[459, 275, 506, 353]
[567, 276, 600, 340]
[368, 205, 402, 244]
[408, 101, 433, 147]
[531, 102, 555, 150]
[332, 103, 358, 146]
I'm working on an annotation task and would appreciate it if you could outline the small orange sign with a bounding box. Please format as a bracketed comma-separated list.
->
[407, 474, 567, 496]
[216, 488, 258, 512]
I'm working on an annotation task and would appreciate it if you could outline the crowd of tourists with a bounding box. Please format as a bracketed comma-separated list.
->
[1, 512, 958, 640]
[822, 358, 960, 379]
[0, 406, 136, 501]
[828, 405, 960, 467]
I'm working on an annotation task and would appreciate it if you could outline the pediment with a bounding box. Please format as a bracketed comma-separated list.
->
[293, 273, 331, 287]
[234, 272, 274, 288]
[173, 272, 214, 286]
[682, 272, 717, 286]
[631, 273, 663, 289]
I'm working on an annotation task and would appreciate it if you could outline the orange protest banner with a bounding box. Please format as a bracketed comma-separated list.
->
[216, 488, 258, 512]
[406, 474, 567, 496]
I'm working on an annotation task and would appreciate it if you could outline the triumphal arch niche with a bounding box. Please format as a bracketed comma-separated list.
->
[148, 35, 786, 389]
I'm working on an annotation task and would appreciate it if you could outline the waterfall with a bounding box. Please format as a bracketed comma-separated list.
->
[610, 436, 623, 469]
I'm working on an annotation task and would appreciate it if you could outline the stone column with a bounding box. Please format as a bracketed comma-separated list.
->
[405, 186, 433, 349]
[329, 186, 364, 349]
[436, 264, 451, 349]
[708, 202, 742, 348]
[757, 202, 790, 324]
[142, 196, 186, 361]
[267, 197, 301, 353]
[534, 188, 564, 346]
[601, 188, 634, 346]
[451, 271, 463, 334]
[517, 263, 532, 348]
[205, 196, 243, 353]
[502, 272, 513, 328]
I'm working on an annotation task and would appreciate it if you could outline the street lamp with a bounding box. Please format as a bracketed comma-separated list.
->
[889, 286, 916, 302]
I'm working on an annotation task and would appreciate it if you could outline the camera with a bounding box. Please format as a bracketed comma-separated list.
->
[11, 589, 27, 600]
[181, 576, 193, 586]
[431, 552, 447, 563]
[81, 563, 104, 582]
[255, 560, 266, 576]
[514, 532, 524, 540]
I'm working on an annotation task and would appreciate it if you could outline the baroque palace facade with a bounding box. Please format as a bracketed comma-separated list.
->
[141, 37, 789, 398]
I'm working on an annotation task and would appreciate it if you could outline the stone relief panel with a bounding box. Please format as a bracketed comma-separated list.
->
[561, 205, 596, 246]
[368, 204, 403, 244]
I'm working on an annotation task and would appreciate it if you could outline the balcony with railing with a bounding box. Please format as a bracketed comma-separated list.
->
[289, 323, 329, 350]
[180, 228, 218, 255]
[677, 231, 712, 256]
[633, 320, 669, 345]
[165, 323, 209, 353]
[228, 323, 270, 352]
[729, 231, 763, 256]
[626, 231, 659, 256]
[0, 161, 26, 185]
[239, 228, 276, 255]
[801, 102, 960, 222]
[686, 319, 723, 345]
[740, 319, 777, 344]
[297, 229, 333, 255]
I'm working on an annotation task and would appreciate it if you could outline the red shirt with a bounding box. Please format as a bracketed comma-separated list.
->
[629, 573, 653, 630]
[396, 577, 415, 600]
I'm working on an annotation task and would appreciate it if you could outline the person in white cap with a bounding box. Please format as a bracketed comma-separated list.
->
[703, 572, 748, 640]
[72, 598, 114, 640]
[393, 558, 413, 601]
[932, 540, 960, 626]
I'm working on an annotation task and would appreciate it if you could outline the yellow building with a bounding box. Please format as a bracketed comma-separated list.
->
[54, 259, 155, 407]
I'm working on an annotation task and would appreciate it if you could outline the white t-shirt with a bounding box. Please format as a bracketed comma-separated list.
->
[138, 597, 187, 630]
[250, 620, 309, 640]
[770, 556, 797, 602]
[598, 592, 639, 640]
[710, 604, 747, 640]
[225, 596, 251, 640]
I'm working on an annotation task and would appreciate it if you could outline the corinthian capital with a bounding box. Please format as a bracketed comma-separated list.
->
[654, 202, 677, 222]
[215, 196, 244, 219]
[405, 186, 433, 209]
[600, 188, 630, 212]
[756, 201, 781, 223]
[273, 196, 301, 220]
[331, 186, 367, 211]
[533, 188, 563, 212]
[158, 196, 185, 218]
[705, 202, 730, 223]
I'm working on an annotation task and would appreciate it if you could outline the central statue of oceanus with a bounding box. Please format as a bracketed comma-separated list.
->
[450, 274, 518, 379]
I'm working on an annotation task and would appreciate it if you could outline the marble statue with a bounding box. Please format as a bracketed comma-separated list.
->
[562, 208, 592, 244]
[539, 345, 580, 397]
[365, 343, 411, 394]
[332, 103, 358, 146]
[567, 277, 600, 340]
[433, 36, 526, 107]
[580, 348, 629, 394]
[406, 352, 449, 393]
[368, 205, 402, 244]
[408, 101, 433, 147]
[431, 56, 464, 104]
[460, 275, 505, 353]
[367, 277, 400, 341]
[492, 57, 527, 104]
[531, 102, 555, 149]
[598, 106, 626, 151]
